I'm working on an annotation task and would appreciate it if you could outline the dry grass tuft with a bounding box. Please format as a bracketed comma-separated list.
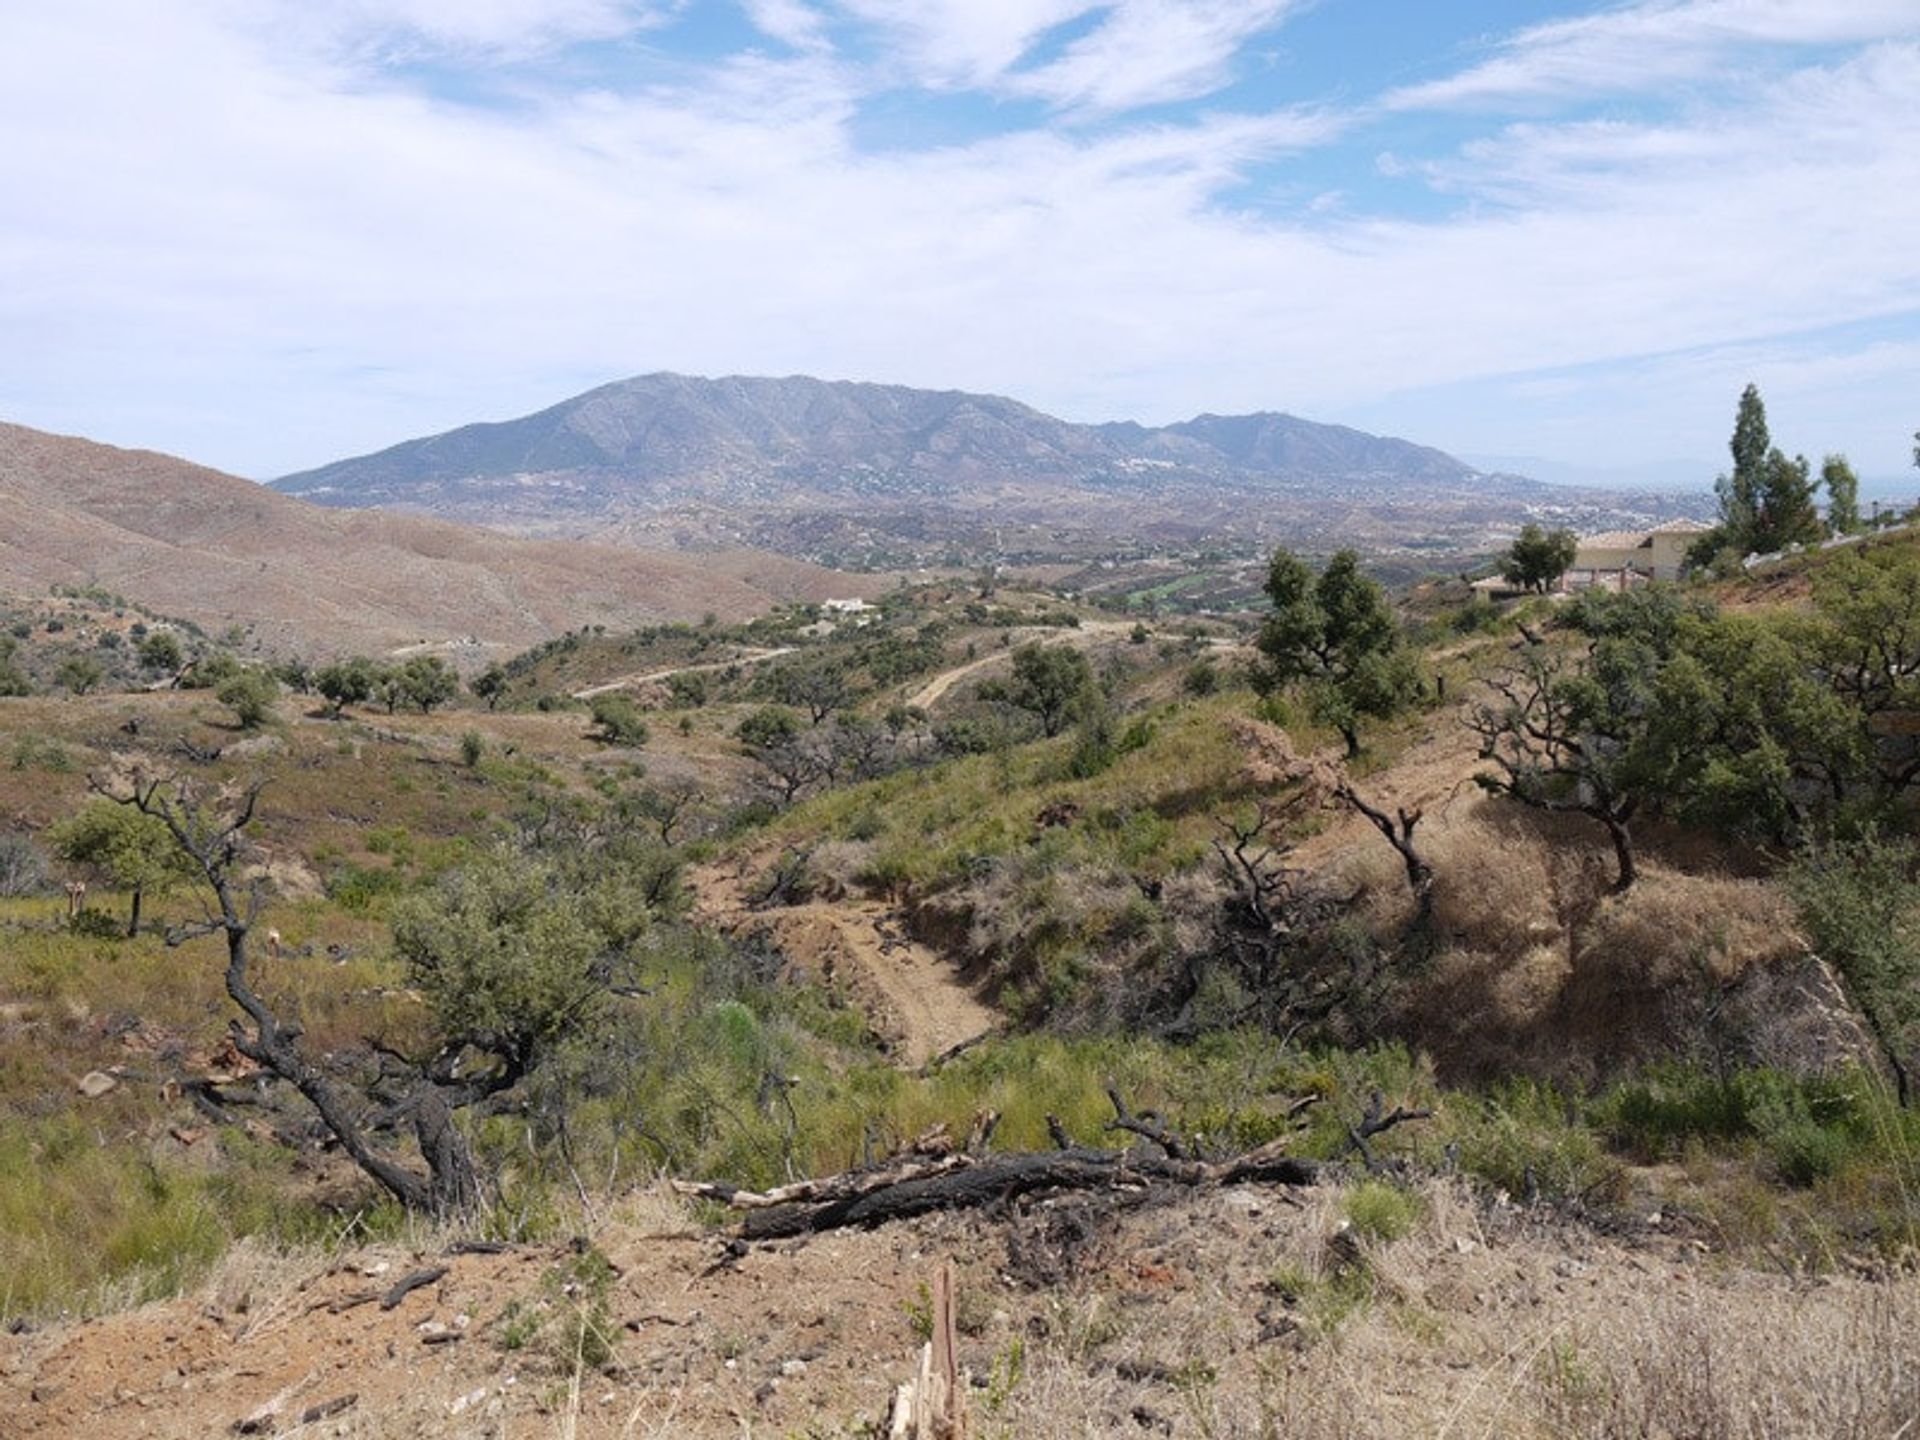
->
[1578, 869, 1803, 989]
[1425, 818, 1561, 957]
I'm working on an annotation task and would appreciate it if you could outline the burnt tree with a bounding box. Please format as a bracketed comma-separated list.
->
[102, 774, 481, 1216]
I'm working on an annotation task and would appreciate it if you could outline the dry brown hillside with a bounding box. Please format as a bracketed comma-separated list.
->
[4, 1179, 1912, 1440]
[0, 423, 876, 657]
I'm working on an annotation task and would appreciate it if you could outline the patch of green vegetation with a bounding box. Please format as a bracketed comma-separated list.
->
[1343, 1179, 1425, 1242]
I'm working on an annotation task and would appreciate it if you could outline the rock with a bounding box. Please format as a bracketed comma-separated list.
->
[1453, 1236, 1476, 1255]
[232, 1401, 279, 1433]
[779, 1358, 808, 1377]
[77, 1071, 118, 1097]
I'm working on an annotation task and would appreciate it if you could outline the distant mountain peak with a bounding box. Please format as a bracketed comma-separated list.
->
[274, 372, 1478, 505]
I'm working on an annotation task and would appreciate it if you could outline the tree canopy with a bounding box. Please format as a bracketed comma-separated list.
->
[1501, 524, 1579, 593]
[1712, 384, 1825, 557]
[985, 643, 1097, 738]
[1258, 548, 1421, 756]
[1822, 454, 1862, 536]
[48, 798, 196, 936]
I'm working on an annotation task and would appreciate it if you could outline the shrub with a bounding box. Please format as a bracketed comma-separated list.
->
[1788, 833, 1920, 1097]
[1182, 657, 1220, 696]
[216, 669, 279, 729]
[1343, 1179, 1424, 1243]
[589, 694, 649, 746]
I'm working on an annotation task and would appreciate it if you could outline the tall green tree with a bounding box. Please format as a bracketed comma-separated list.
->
[1822, 454, 1862, 536]
[1711, 385, 1825, 555]
[1715, 382, 1770, 550]
[1501, 524, 1579, 593]
[1258, 548, 1420, 756]
[1754, 449, 1824, 553]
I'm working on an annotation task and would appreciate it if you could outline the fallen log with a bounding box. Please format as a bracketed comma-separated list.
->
[694, 1089, 1423, 1240]
[380, 1266, 447, 1311]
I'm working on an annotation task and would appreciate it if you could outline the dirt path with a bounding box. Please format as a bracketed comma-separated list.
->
[905, 620, 1138, 712]
[690, 852, 998, 1067]
[571, 646, 796, 700]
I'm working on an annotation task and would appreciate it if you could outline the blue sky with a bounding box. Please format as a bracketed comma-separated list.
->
[1, 1, 1917, 488]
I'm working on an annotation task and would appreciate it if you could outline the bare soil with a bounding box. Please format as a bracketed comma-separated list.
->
[3, 1179, 1911, 1439]
[691, 849, 999, 1067]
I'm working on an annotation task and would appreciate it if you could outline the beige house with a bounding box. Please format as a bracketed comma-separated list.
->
[1563, 518, 1713, 590]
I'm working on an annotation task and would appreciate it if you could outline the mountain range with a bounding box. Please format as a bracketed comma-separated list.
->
[275, 372, 1477, 503]
[275, 373, 1659, 568]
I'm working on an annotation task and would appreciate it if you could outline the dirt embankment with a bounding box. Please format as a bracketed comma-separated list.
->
[4, 1179, 1912, 1439]
[690, 850, 999, 1067]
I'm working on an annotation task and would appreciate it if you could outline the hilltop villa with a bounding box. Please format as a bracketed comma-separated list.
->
[1560, 518, 1713, 591]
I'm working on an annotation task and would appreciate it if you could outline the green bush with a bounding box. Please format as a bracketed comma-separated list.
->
[1343, 1180, 1424, 1242]
[589, 694, 649, 746]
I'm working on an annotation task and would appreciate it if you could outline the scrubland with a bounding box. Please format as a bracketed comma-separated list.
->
[2, 568, 1919, 1436]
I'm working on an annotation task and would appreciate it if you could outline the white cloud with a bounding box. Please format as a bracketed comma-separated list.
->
[1006, 0, 1300, 114]
[743, 0, 833, 53]
[223, 0, 679, 65]
[1388, 0, 1920, 109]
[835, 0, 1101, 89]
[831, 1, 1297, 112]
[0, 1, 1915, 482]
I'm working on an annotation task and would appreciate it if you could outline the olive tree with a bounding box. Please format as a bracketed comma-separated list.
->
[216, 668, 279, 729]
[981, 643, 1097, 738]
[49, 797, 196, 936]
[1257, 548, 1421, 757]
[315, 656, 379, 716]
[1468, 643, 1650, 892]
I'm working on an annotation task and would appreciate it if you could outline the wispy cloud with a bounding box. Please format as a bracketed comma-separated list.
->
[832, 1, 1298, 113]
[835, 0, 1101, 90]
[245, 0, 678, 64]
[742, 0, 833, 54]
[1387, 0, 1920, 109]
[1006, 0, 1301, 115]
[0, 1, 1916, 479]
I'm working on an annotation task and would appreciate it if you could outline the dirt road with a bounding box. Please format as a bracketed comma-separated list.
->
[571, 646, 796, 700]
[690, 852, 997, 1067]
[904, 621, 1139, 711]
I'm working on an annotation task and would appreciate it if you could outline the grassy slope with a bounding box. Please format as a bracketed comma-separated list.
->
[0, 574, 1915, 1331]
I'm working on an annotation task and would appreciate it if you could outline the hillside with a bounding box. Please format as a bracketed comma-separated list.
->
[272, 374, 1706, 571]
[0, 423, 873, 658]
[2, 558, 1916, 1436]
